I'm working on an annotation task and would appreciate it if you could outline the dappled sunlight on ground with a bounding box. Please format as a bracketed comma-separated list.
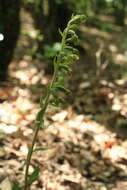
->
[1, 86, 127, 190]
[1, 12, 127, 190]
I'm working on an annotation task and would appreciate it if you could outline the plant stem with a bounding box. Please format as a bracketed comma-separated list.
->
[23, 14, 84, 189]
[24, 124, 41, 190]
[61, 23, 70, 50]
[24, 58, 58, 190]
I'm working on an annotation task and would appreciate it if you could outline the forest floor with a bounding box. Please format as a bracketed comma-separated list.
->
[1, 10, 127, 190]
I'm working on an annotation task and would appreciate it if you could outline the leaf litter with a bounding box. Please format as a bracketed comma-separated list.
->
[1, 70, 127, 190]
[1, 20, 127, 190]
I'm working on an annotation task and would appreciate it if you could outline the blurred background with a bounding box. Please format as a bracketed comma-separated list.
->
[1, 0, 127, 190]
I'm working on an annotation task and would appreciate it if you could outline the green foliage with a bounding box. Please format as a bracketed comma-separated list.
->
[12, 183, 23, 190]
[28, 166, 40, 185]
[35, 14, 86, 128]
[23, 0, 127, 18]
[24, 14, 86, 190]
[43, 42, 61, 58]
[34, 147, 51, 152]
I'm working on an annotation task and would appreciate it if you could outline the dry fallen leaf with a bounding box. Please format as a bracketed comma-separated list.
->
[0, 177, 12, 190]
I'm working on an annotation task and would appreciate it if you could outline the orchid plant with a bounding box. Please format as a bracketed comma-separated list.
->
[12, 14, 86, 190]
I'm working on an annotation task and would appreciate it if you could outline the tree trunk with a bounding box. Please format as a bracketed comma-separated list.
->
[114, 8, 125, 26]
[23, 0, 72, 74]
[0, 0, 21, 81]
[113, 0, 126, 26]
[25, 0, 72, 51]
[43, 0, 72, 44]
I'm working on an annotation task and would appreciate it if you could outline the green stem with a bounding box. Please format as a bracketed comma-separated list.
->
[23, 14, 84, 190]
[61, 23, 70, 50]
[24, 58, 58, 190]
[24, 124, 41, 190]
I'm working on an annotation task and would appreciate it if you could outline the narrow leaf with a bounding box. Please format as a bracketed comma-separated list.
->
[36, 109, 44, 127]
[68, 54, 79, 61]
[34, 147, 51, 152]
[69, 15, 87, 24]
[28, 165, 40, 185]
[36, 109, 44, 122]
[54, 85, 70, 94]
[66, 37, 73, 43]
[72, 48, 79, 54]
[58, 97, 66, 104]
[58, 28, 63, 37]
[68, 29, 75, 35]
[69, 24, 78, 30]
[50, 87, 57, 97]
[12, 183, 23, 190]
[65, 45, 74, 50]
[59, 64, 72, 73]
[40, 96, 44, 107]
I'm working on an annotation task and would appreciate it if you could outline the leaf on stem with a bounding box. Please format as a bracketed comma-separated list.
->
[12, 183, 23, 190]
[50, 87, 57, 98]
[28, 165, 40, 185]
[68, 54, 79, 61]
[49, 99, 58, 107]
[54, 85, 70, 94]
[69, 15, 87, 24]
[68, 29, 76, 35]
[34, 147, 51, 152]
[36, 109, 44, 126]
[58, 28, 63, 37]
[58, 97, 66, 104]
[69, 24, 78, 30]
[59, 64, 72, 73]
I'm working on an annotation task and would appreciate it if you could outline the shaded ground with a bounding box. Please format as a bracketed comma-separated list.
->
[0, 9, 127, 190]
